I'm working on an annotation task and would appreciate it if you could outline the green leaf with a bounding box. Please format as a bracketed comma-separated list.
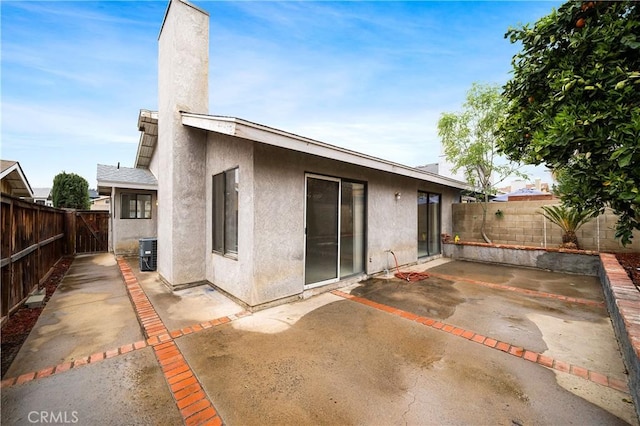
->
[619, 153, 633, 168]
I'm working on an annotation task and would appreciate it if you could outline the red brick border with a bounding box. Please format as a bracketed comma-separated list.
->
[332, 289, 629, 394]
[428, 272, 604, 307]
[599, 253, 640, 412]
[2, 257, 233, 425]
[0, 340, 150, 389]
[115, 257, 224, 425]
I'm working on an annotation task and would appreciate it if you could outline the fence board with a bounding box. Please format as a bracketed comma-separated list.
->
[0, 194, 68, 318]
[75, 211, 109, 253]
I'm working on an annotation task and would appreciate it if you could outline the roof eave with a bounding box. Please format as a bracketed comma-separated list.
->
[97, 180, 158, 195]
[0, 163, 34, 197]
[181, 113, 469, 191]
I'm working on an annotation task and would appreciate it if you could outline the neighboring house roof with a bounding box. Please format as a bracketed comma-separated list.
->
[0, 159, 34, 198]
[32, 187, 52, 199]
[415, 163, 440, 175]
[181, 113, 469, 190]
[96, 164, 158, 195]
[136, 110, 158, 169]
[493, 188, 551, 202]
[88, 189, 100, 199]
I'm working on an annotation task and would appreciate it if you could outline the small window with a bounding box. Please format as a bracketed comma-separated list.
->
[121, 193, 152, 219]
[212, 168, 238, 256]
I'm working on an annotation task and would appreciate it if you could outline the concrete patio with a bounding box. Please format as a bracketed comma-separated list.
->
[1, 253, 637, 425]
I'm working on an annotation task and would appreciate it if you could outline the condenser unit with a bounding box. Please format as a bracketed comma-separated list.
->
[139, 237, 158, 271]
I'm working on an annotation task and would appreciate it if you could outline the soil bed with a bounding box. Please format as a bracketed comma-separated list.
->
[1, 257, 73, 378]
[615, 252, 640, 292]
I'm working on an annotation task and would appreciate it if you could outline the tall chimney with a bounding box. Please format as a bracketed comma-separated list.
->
[157, 0, 209, 287]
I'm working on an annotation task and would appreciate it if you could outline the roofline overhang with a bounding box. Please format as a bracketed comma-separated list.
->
[97, 180, 158, 193]
[181, 113, 470, 191]
[135, 110, 158, 169]
[0, 162, 34, 197]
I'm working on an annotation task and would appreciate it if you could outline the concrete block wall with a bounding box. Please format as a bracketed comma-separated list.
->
[443, 242, 601, 276]
[452, 201, 640, 253]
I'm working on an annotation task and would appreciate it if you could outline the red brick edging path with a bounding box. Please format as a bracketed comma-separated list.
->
[116, 257, 225, 426]
[1, 257, 254, 426]
[331, 289, 630, 394]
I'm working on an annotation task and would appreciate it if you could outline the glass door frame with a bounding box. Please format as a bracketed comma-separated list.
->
[418, 190, 442, 258]
[304, 174, 342, 289]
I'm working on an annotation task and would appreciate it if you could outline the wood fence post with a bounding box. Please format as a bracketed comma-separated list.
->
[64, 211, 76, 255]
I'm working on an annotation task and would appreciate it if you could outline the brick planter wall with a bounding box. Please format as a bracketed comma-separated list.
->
[599, 253, 640, 415]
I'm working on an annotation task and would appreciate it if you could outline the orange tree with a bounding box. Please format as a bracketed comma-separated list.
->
[498, 1, 640, 245]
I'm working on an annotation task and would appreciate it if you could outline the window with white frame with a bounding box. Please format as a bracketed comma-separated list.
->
[212, 168, 238, 256]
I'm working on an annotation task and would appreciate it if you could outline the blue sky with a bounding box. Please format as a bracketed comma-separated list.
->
[1, 0, 562, 189]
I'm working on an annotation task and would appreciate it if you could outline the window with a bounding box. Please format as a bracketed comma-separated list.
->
[213, 168, 238, 255]
[121, 193, 152, 219]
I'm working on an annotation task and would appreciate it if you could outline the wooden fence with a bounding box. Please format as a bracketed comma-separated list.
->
[1, 195, 67, 318]
[0, 195, 110, 319]
[74, 211, 109, 253]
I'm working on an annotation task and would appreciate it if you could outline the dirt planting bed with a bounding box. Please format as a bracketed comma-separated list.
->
[615, 252, 640, 291]
[1, 257, 73, 378]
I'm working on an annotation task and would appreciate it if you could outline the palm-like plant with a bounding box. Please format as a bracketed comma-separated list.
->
[539, 205, 597, 249]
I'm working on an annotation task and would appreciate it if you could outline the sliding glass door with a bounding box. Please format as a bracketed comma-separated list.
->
[340, 181, 365, 277]
[305, 176, 340, 285]
[305, 175, 365, 287]
[418, 191, 441, 257]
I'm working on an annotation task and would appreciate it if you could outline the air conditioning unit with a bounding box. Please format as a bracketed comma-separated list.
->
[139, 237, 158, 271]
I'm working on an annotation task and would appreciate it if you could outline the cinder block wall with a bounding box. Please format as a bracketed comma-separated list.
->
[452, 201, 639, 253]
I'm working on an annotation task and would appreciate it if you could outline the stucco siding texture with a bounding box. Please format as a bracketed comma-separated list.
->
[113, 188, 157, 255]
[205, 132, 256, 304]
[227, 142, 461, 307]
[157, 0, 209, 286]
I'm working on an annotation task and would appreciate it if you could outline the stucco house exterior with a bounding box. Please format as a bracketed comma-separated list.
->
[97, 110, 159, 254]
[96, 163, 158, 254]
[108, 0, 467, 310]
[90, 196, 111, 211]
[32, 188, 53, 206]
